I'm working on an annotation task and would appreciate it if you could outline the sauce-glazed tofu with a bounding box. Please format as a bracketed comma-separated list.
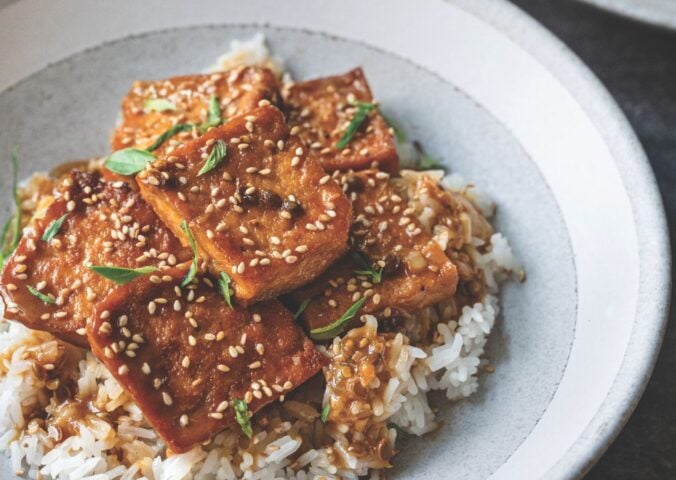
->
[0, 171, 189, 347]
[137, 105, 352, 303]
[111, 66, 281, 156]
[87, 267, 325, 452]
[290, 169, 457, 332]
[284, 68, 399, 173]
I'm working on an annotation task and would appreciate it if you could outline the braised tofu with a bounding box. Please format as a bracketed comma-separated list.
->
[284, 68, 399, 173]
[0, 171, 189, 347]
[111, 66, 281, 157]
[87, 267, 325, 452]
[137, 105, 352, 303]
[402, 172, 493, 308]
[290, 169, 457, 333]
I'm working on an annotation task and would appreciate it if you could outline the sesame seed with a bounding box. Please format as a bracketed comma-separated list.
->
[205, 333, 216, 341]
[141, 363, 151, 375]
[228, 346, 238, 357]
[66, 200, 76, 211]
[285, 255, 298, 264]
[162, 392, 173, 406]
[188, 335, 197, 346]
[180, 414, 189, 427]
[256, 343, 265, 355]
[319, 175, 331, 185]
[217, 364, 230, 372]
[148, 301, 157, 314]
[182, 356, 191, 368]
[291, 156, 300, 167]
[118, 365, 129, 375]
[252, 313, 262, 323]
[209, 412, 224, 420]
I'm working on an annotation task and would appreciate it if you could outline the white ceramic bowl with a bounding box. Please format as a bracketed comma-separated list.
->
[579, 0, 676, 30]
[0, 1, 670, 478]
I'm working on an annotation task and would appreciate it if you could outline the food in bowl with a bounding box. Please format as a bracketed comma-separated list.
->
[0, 35, 521, 479]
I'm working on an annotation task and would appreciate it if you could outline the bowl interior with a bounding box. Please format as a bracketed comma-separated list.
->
[0, 26, 577, 479]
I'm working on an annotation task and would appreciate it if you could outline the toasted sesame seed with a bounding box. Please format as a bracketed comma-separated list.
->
[228, 346, 238, 357]
[141, 363, 151, 374]
[162, 392, 173, 406]
[182, 356, 191, 368]
[252, 313, 262, 323]
[118, 365, 129, 375]
[319, 175, 331, 185]
[285, 255, 298, 264]
[179, 414, 189, 427]
[256, 343, 265, 355]
[217, 364, 230, 372]
[188, 335, 197, 346]
[148, 301, 157, 314]
[205, 333, 216, 341]
[209, 412, 224, 420]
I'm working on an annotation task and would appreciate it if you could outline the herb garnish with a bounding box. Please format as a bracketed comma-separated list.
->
[198, 140, 227, 176]
[146, 123, 194, 152]
[26, 285, 56, 304]
[233, 398, 253, 439]
[199, 96, 223, 133]
[293, 299, 311, 321]
[143, 98, 176, 112]
[0, 146, 22, 266]
[41, 214, 68, 242]
[218, 271, 233, 309]
[181, 220, 198, 287]
[419, 155, 443, 170]
[354, 267, 383, 284]
[382, 114, 406, 143]
[321, 403, 331, 423]
[336, 101, 377, 149]
[89, 265, 158, 285]
[309, 297, 367, 341]
[104, 148, 156, 176]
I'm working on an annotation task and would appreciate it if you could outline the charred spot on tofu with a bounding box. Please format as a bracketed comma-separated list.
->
[283, 68, 399, 173]
[86, 266, 326, 452]
[0, 171, 190, 347]
[289, 169, 458, 336]
[136, 105, 352, 304]
[110, 66, 281, 157]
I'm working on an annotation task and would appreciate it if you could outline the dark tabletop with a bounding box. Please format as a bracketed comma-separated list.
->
[510, 1, 676, 478]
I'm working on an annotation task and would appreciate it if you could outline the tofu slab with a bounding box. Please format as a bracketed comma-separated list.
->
[0, 171, 189, 347]
[137, 105, 352, 303]
[111, 66, 281, 156]
[87, 267, 325, 452]
[290, 170, 458, 332]
[284, 68, 399, 173]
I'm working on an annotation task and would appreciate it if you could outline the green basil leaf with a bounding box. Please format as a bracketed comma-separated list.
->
[382, 113, 406, 143]
[336, 101, 377, 150]
[218, 271, 233, 309]
[293, 299, 311, 321]
[41, 214, 68, 242]
[89, 265, 158, 285]
[310, 297, 367, 341]
[321, 403, 331, 423]
[233, 398, 253, 439]
[198, 140, 227, 176]
[354, 267, 383, 284]
[181, 220, 198, 287]
[26, 285, 56, 304]
[1, 146, 22, 266]
[198, 96, 222, 133]
[146, 123, 194, 152]
[143, 98, 176, 112]
[419, 154, 444, 171]
[104, 148, 156, 176]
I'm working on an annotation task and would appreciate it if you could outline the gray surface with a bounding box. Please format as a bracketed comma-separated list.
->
[511, 0, 676, 478]
[0, 25, 576, 479]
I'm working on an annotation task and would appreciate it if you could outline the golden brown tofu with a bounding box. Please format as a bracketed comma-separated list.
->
[403, 173, 493, 309]
[111, 66, 281, 156]
[87, 267, 325, 452]
[137, 105, 352, 304]
[284, 68, 399, 173]
[290, 170, 457, 333]
[0, 171, 189, 347]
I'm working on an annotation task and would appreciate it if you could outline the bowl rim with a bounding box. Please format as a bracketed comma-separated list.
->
[461, 0, 671, 477]
[575, 0, 676, 31]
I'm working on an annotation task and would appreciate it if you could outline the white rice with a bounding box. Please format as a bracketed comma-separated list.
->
[0, 36, 522, 479]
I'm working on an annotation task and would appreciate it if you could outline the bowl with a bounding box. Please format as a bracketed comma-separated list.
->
[0, 0, 669, 478]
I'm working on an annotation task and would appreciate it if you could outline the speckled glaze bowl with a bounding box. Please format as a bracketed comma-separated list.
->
[0, 0, 670, 478]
